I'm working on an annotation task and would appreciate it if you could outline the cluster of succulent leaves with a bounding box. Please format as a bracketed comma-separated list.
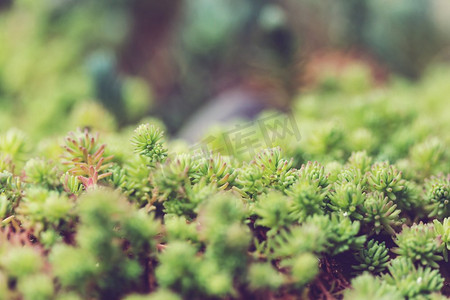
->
[1, 66, 450, 299]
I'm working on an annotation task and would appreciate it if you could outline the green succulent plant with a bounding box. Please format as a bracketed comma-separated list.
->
[297, 161, 329, 191]
[433, 218, 450, 261]
[344, 273, 402, 300]
[384, 257, 444, 298]
[362, 192, 403, 235]
[247, 263, 284, 291]
[328, 181, 365, 220]
[194, 153, 237, 189]
[254, 190, 294, 235]
[393, 222, 443, 268]
[307, 214, 366, 256]
[131, 124, 168, 164]
[367, 162, 405, 201]
[24, 158, 60, 188]
[281, 252, 319, 288]
[425, 175, 450, 219]
[409, 138, 446, 179]
[353, 239, 390, 273]
[0, 129, 29, 165]
[270, 222, 327, 258]
[346, 151, 373, 174]
[287, 179, 327, 222]
[61, 129, 113, 189]
[245, 147, 298, 193]
[51, 189, 159, 299]
[1, 57, 450, 299]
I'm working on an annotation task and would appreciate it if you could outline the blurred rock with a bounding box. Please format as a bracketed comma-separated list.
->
[177, 88, 273, 143]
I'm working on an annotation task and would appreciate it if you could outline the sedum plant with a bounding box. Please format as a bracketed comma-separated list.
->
[306, 214, 366, 256]
[287, 179, 327, 222]
[384, 257, 444, 298]
[344, 273, 402, 300]
[433, 218, 450, 261]
[362, 192, 402, 235]
[424, 175, 450, 219]
[131, 124, 168, 164]
[352, 239, 390, 273]
[50, 189, 159, 299]
[247, 263, 284, 291]
[234, 147, 297, 198]
[297, 161, 329, 192]
[2, 65, 450, 299]
[367, 162, 405, 201]
[328, 181, 365, 220]
[61, 128, 113, 189]
[254, 190, 294, 235]
[393, 222, 443, 268]
[23, 158, 60, 188]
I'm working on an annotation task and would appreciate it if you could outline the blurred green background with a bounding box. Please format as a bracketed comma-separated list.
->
[0, 0, 449, 140]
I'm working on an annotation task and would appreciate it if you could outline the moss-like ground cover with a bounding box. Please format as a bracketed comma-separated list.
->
[1, 66, 450, 299]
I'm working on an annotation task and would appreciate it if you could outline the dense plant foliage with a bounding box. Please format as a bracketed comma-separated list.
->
[1, 66, 450, 299]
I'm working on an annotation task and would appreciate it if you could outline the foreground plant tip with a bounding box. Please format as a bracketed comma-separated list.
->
[2, 68, 450, 299]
